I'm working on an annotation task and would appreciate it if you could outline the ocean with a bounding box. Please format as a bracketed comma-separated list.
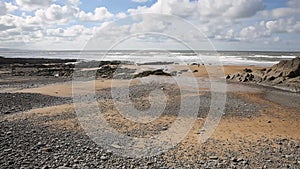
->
[0, 49, 298, 66]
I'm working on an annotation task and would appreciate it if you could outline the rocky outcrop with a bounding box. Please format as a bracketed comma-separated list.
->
[12, 64, 74, 77]
[133, 69, 172, 78]
[226, 57, 300, 92]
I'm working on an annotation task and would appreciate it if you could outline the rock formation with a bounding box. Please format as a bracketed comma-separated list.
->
[226, 57, 300, 92]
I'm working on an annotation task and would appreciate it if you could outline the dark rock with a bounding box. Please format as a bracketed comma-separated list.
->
[242, 76, 248, 82]
[137, 62, 174, 65]
[243, 68, 253, 73]
[133, 69, 171, 78]
[267, 76, 276, 81]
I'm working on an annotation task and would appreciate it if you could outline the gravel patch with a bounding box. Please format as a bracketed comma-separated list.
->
[95, 83, 264, 118]
[1, 114, 299, 168]
[0, 93, 71, 115]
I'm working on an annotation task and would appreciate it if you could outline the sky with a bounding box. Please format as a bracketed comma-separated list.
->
[0, 0, 300, 51]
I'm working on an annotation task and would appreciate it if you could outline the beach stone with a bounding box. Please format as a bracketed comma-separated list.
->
[209, 156, 218, 160]
[100, 156, 109, 161]
[243, 68, 253, 73]
[58, 167, 72, 169]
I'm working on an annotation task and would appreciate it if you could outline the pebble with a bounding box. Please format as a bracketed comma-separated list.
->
[209, 156, 218, 160]
[100, 156, 108, 161]
[58, 167, 72, 169]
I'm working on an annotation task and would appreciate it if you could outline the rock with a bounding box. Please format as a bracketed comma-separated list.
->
[100, 156, 109, 161]
[241, 76, 248, 82]
[58, 167, 72, 169]
[170, 71, 177, 76]
[36, 142, 44, 147]
[267, 76, 276, 81]
[231, 157, 239, 162]
[42, 147, 52, 152]
[236, 158, 244, 162]
[133, 69, 171, 78]
[267, 57, 300, 78]
[243, 68, 253, 73]
[209, 156, 218, 160]
[226, 57, 300, 92]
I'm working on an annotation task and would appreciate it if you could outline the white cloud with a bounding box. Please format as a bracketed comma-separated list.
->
[239, 25, 270, 41]
[16, 0, 53, 11]
[130, 16, 170, 33]
[261, 8, 300, 19]
[196, 0, 264, 19]
[35, 4, 79, 24]
[169, 0, 197, 18]
[260, 0, 300, 19]
[5, 2, 18, 13]
[0, 15, 21, 30]
[116, 12, 127, 19]
[79, 7, 114, 22]
[67, 0, 81, 6]
[265, 18, 300, 33]
[0, 0, 299, 50]
[0, 1, 7, 15]
[46, 25, 92, 38]
[128, 0, 264, 19]
[238, 17, 300, 42]
[223, 0, 264, 19]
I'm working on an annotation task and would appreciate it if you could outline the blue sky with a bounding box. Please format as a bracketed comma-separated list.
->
[79, 0, 155, 13]
[0, 0, 299, 51]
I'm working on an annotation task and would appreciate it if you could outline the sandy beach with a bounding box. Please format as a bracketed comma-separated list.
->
[0, 58, 299, 168]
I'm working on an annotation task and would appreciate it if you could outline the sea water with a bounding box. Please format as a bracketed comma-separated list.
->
[0, 49, 298, 66]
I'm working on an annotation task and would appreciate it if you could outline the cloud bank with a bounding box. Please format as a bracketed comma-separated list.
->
[0, 0, 299, 51]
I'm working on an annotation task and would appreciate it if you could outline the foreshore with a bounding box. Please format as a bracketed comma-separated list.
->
[0, 57, 299, 168]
